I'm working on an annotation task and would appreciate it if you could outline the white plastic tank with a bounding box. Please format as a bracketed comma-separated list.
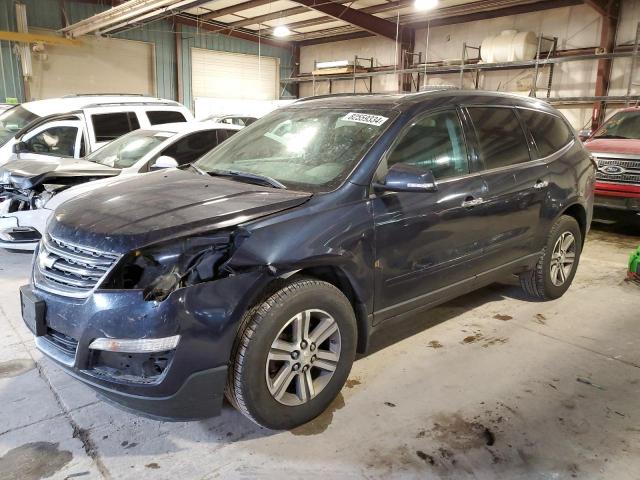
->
[480, 30, 538, 63]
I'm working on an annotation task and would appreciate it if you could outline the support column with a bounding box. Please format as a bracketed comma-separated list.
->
[399, 28, 415, 93]
[591, 0, 620, 131]
[291, 42, 300, 98]
[175, 21, 183, 105]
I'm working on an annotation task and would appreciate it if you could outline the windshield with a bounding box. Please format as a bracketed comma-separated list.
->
[195, 108, 395, 192]
[87, 129, 175, 168]
[593, 111, 640, 140]
[0, 106, 39, 146]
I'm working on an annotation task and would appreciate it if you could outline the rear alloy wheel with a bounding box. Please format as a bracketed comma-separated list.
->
[226, 278, 356, 430]
[549, 232, 577, 287]
[519, 214, 582, 300]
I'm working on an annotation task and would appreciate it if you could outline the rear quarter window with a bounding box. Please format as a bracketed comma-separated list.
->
[147, 110, 188, 125]
[92, 112, 140, 142]
[519, 109, 574, 157]
[468, 107, 531, 170]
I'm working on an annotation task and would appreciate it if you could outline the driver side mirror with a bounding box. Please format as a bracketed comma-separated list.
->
[13, 141, 28, 154]
[374, 163, 438, 193]
[150, 155, 178, 171]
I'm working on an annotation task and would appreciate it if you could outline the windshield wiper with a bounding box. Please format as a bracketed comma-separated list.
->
[207, 169, 287, 189]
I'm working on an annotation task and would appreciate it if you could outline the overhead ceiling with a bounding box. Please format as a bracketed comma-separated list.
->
[67, 0, 599, 45]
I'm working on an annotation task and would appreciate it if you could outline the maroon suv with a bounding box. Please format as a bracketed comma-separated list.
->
[584, 107, 640, 213]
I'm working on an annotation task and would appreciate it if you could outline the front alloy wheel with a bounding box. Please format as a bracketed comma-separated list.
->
[266, 309, 341, 406]
[226, 278, 357, 430]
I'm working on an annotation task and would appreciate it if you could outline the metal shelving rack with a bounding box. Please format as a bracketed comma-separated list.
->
[284, 24, 640, 107]
[310, 56, 375, 95]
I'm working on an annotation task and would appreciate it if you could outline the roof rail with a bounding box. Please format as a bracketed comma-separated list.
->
[417, 85, 459, 92]
[80, 101, 180, 109]
[294, 92, 379, 103]
[62, 93, 148, 98]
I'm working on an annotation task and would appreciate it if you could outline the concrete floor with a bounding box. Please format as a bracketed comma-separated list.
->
[0, 217, 639, 480]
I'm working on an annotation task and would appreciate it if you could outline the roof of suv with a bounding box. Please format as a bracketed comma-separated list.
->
[21, 95, 183, 117]
[293, 89, 554, 113]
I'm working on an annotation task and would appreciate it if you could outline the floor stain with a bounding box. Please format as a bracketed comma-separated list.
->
[430, 413, 497, 451]
[384, 401, 396, 407]
[145, 463, 160, 469]
[345, 378, 361, 388]
[493, 314, 513, 321]
[0, 442, 72, 480]
[481, 337, 508, 348]
[462, 333, 483, 344]
[416, 450, 435, 465]
[0, 359, 35, 379]
[534, 314, 547, 325]
[428, 340, 443, 349]
[291, 393, 345, 436]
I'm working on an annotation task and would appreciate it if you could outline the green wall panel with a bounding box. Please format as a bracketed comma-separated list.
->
[0, 0, 295, 106]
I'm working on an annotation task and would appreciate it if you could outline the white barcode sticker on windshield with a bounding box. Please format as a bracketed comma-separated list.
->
[342, 112, 388, 126]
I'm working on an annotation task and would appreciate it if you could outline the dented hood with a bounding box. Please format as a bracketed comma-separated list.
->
[50, 168, 312, 253]
[1, 155, 119, 190]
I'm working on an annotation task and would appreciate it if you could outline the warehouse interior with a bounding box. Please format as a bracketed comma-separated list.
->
[0, 0, 639, 478]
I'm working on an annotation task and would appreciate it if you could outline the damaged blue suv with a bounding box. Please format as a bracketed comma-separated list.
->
[21, 91, 595, 429]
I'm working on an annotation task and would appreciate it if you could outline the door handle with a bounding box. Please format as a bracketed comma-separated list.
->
[533, 180, 549, 190]
[461, 197, 484, 208]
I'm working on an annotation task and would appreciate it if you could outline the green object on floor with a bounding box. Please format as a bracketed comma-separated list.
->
[629, 246, 640, 280]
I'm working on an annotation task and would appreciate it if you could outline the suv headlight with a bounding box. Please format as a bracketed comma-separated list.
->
[102, 231, 238, 301]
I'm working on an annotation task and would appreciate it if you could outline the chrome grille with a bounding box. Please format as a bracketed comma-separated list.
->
[595, 157, 640, 185]
[35, 234, 120, 297]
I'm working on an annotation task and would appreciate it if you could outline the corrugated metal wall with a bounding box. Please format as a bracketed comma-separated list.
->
[0, 0, 295, 106]
[0, 0, 24, 102]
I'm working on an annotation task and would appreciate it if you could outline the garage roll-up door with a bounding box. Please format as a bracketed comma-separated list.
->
[191, 48, 279, 101]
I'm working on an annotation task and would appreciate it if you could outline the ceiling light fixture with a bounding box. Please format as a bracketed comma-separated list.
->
[414, 0, 438, 11]
[273, 25, 291, 37]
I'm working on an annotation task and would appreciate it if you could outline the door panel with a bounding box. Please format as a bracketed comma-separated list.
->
[373, 176, 489, 320]
[373, 109, 489, 321]
[465, 106, 544, 267]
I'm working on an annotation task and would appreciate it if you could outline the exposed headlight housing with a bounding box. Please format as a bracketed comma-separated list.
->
[102, 231, 242, 302]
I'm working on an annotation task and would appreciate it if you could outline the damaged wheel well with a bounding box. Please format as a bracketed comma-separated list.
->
[561, 203, 587, 246]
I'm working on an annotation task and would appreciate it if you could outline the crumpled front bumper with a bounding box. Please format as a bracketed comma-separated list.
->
[26, 269, 269, 420]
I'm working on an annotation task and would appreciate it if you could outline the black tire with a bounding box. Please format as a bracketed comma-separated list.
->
[225, 278, 357, 430]
[519, 215, 582, 300]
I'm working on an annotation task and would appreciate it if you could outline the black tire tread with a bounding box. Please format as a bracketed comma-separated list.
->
[519, 214, 580, 300]
[225, 278, 348, 427]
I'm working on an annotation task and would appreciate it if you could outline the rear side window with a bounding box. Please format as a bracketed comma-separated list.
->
[92, 112, 140, 142]
[468, 107, 530, 170]
[160, 130, 220, 165]
[519, 109, 573, 157]
[147, 110, 187, 125]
